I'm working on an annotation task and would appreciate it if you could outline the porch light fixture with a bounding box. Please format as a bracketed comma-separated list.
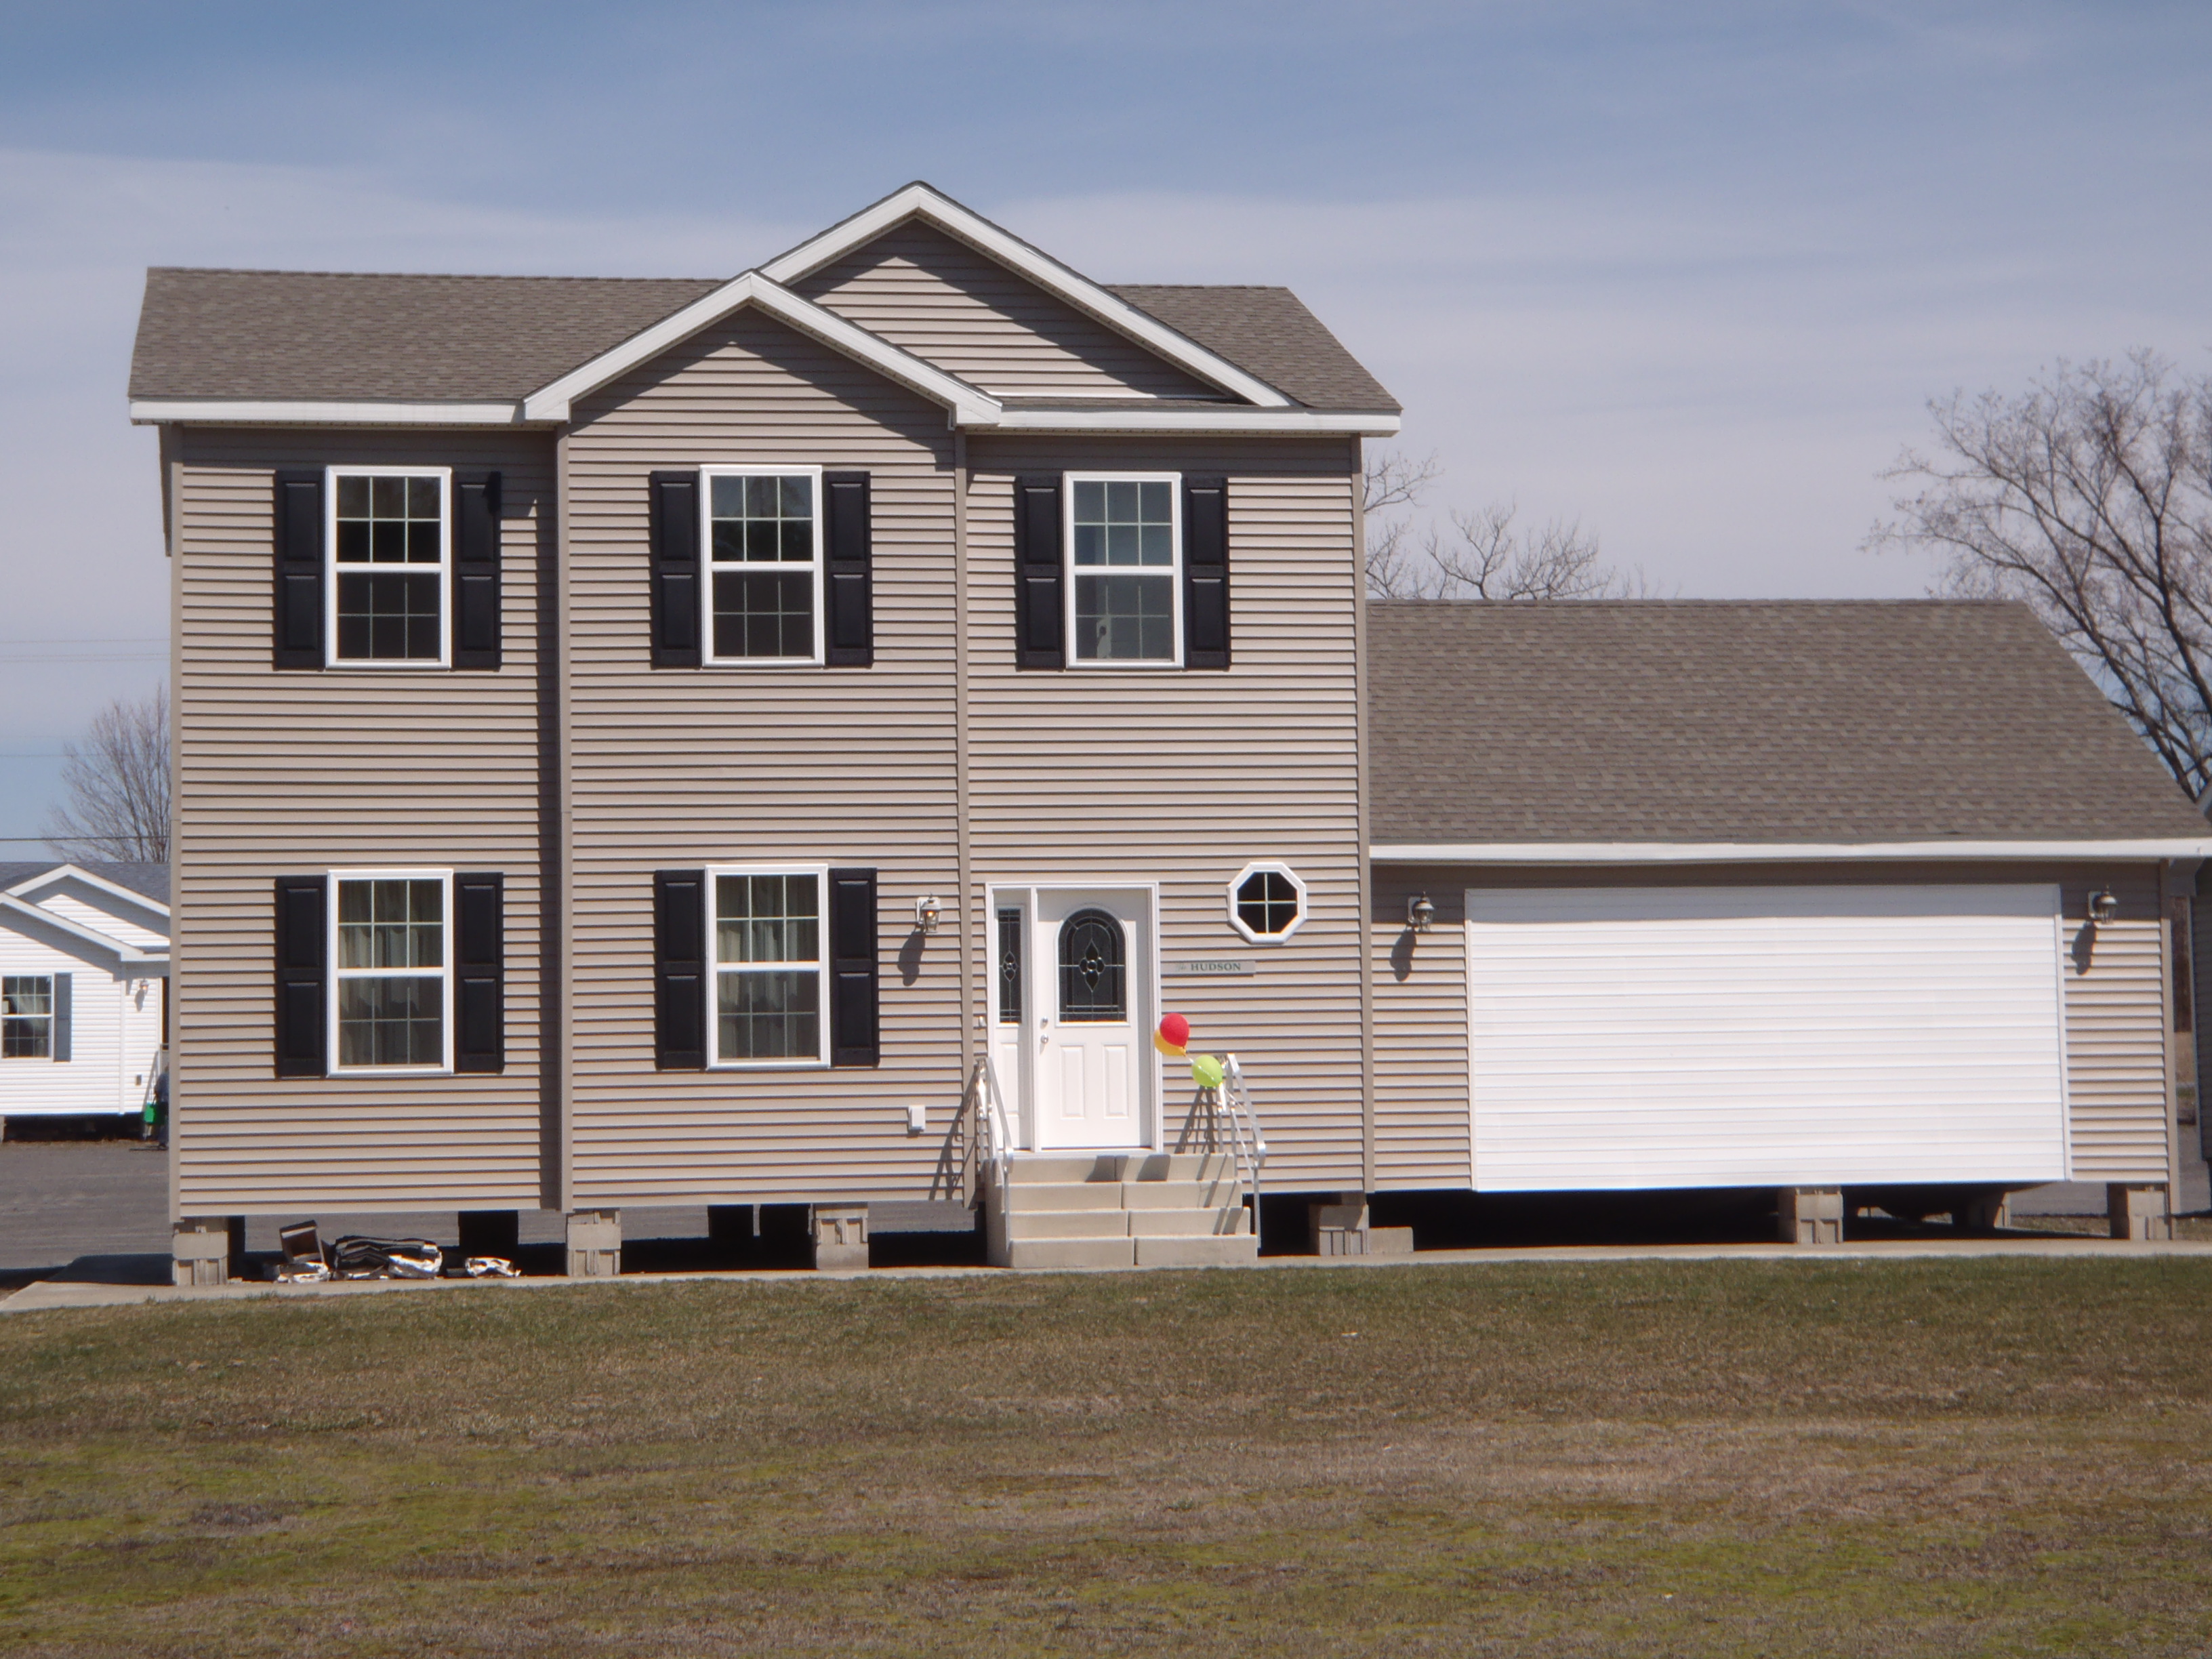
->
[2088, 887, 2120, 926]
[1408, 893, 1437, 933]
[916, 895, 943, 934]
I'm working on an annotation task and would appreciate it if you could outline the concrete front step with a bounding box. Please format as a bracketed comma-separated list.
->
[1005, 1151, 1235, 1186]
[1006, 1206, 1250, 1241]
[1004, 1232, 1259, 1270]
[1121, 1179, 1237, 1210]
[1001, 1181, 1128, 1213]
[1004, 1235, 1137, 1270]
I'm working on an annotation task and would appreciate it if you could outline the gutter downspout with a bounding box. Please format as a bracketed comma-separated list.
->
[955, 431, 973, 1078]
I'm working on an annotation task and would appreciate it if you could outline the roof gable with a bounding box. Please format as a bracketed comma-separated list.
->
[791, 219, 1227, 403]
[760, 183, 1292, 409]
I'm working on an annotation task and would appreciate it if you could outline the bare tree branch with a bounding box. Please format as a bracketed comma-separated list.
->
[1870, 350, 2212, 800]
[43, 684, 170, 863]
[1363, 447, 1645, 601]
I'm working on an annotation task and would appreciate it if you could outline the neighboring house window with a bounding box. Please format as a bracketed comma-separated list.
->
[2, 976, 52, 1058]
[711, 867, 827, 1066]
[704, 468, 823, 664]
[331, 872, 451, 1071]
[329, 468, 451, 665]
[1228, 861, 1308, 943]
[1067, 474, 1181, 665]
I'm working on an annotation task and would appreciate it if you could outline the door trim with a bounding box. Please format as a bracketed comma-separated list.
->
[983, 880, 1162, 1152]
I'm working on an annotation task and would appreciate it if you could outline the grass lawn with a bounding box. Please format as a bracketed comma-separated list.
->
[1, 1260, 2209, 1656]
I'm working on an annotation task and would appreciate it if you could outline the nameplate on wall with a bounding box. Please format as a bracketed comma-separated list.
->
[1163, 958, 1255, 977]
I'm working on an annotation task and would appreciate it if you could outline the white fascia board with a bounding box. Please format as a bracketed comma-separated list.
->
[129, 399, 525, 426]
[4, 863, 171, 918]
[1370, 839, 2212, 864]
[758, 182, 1294, 410]
[985, 407, 1400, 436]
[520, 272, 1001, 426]
[0, 893, 165, 964]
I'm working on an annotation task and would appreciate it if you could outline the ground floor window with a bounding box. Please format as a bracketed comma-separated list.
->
[331, 872, 450, 1071]
[711, 867, 826, 1065]
[1, 976, 51, 1058]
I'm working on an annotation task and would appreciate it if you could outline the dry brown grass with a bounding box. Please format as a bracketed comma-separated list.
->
[1, 1258, 2209, 1655]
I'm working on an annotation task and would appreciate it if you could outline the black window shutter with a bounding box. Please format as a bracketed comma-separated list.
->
[648, 471, 701, 668]
[51, 972, 71, 1063]
[274, 875, 328, 1078]
[1183, 474, 1230, 670]
[453, 472, 502, 670]
[822, 471, 874, 667]
[454, 871, 505, 1073]
[653, 869, 707, 1069]
[827, 868, 880, 1067]
[1013, 474, 1064, 670]
[273, 470, 325, 669]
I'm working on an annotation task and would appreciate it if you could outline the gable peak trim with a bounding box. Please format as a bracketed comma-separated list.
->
[520, 270, 1002, 425]
[756, 182, 1294, 411]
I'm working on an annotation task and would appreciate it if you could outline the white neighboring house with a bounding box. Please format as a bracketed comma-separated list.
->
[0, 862, 169, 1124]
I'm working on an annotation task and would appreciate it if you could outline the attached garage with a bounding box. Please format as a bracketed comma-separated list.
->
[1365, 599, 2212, 1229]
[1463, 882, 2068, 1190]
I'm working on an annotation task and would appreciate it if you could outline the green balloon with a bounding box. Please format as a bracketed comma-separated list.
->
[1190, 1054, 1225, 1088]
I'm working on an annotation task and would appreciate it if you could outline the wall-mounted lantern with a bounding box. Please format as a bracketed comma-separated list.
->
[2087, 887, 2120, 926]
[1408, 893, 1437, 933]
[916, 895, 943, 934]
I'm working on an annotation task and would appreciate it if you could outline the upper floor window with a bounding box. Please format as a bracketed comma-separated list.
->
[329, 468, 450, 665]
[710, 867, 827, 1066]
[705, 468, 823, 664]
[1228, 861, 1307, 943]
[331, 871, 451, 1072]
[2, 976, 52, 1058]
[1067, 474, 1181, 665]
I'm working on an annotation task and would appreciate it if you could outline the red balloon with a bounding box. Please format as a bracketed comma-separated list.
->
[1158, 1012, 1190, 1047]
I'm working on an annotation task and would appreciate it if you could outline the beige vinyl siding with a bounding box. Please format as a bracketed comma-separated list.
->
[1369, 861, 2173, 1191]
[966, 438, 1368, 1190]
[562, 309, 966, 1206]
[792, 220, 1227, 403]
[1370, 869, 1471, 1188]
[170, 427, 551, 1214]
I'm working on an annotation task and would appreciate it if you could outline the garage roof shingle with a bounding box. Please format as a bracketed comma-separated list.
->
[1368, 600, 2207, 845]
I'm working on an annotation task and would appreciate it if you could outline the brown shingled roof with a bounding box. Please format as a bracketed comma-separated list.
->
[129, 268, 722, 403]
[1367, 600, 2206, 844]
[1108, 285, 1399, 413]
[129, 267, 1399, 414]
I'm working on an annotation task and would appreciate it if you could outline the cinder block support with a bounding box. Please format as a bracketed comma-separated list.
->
[171, 1218, 230, 1287]
[811, 1204, 869, 1270]
[1310, 1194, 1368, 1256]
[1778, 1187, 1844, 1245]
[2108, 1184, 2172, 1241]
[1958, 1191, 2012, 1233]
[565, 1210, 621, 1278]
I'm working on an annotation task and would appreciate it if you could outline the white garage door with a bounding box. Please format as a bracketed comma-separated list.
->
[1465, 884, 2070, 1191]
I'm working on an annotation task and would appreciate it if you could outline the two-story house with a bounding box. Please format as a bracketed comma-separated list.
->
[131, 184, 2206, 1282]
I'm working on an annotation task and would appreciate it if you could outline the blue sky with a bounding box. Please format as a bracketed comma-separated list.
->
[2, 1, 2209, 840]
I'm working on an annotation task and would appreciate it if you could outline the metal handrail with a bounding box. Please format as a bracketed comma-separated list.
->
[1174, 1052, 1268, 1248]
[946, 1046, 1016, 1209]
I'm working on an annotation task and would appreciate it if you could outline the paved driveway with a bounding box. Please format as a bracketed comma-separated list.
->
[0, 1140, 173, 1275]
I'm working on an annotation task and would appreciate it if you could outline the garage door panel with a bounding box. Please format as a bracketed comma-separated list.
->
[1467, 884, 2070, 1191]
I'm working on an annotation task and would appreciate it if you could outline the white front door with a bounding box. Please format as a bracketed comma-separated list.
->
[1032, 887, 1149, 1150]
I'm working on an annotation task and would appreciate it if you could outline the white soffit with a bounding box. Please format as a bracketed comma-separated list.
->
[758, 182, 1294, 411]
[130, 399, 527, 427]
[1371, 839, 2212, 863]
[521, 272, 1002, 425]
[991, 407, 1399, 436]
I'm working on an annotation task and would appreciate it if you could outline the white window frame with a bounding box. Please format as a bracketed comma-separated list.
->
[1227, 859, 1308, 944]
[1, 975, 54, 1060]
[325, 464, 453, 669]
[1063, 471, 1183, 669]
[699, 464, 827, 667]
[327, 868, 455, 1076]
[706, 863, 831, 1070]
